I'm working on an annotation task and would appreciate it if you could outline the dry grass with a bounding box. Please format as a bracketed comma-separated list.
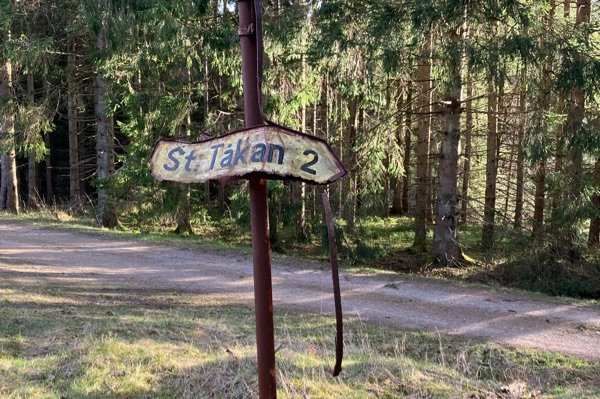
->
[1, 276, 599, 399]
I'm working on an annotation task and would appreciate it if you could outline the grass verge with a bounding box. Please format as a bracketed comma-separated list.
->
[1, 276, 599, 399]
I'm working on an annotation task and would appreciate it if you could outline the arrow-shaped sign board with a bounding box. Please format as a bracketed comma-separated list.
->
[151, 125, 347, 185]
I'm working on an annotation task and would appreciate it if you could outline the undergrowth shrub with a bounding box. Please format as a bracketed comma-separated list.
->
[497, 252, 600, 299]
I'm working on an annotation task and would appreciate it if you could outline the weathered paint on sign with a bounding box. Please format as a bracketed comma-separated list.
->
[151, 125, 347, 184]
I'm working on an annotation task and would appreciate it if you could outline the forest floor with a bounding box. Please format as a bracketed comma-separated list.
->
[1, 217, 600, 361]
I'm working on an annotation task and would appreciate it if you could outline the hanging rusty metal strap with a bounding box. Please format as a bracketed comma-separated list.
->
[322, 188, 344, 377]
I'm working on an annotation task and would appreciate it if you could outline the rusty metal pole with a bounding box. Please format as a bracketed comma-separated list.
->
[238, 1, 277, 398]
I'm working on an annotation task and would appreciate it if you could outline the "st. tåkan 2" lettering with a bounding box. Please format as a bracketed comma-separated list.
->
[163, 139, 285, 172]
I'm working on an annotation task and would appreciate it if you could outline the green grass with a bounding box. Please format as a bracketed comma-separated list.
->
[1, 278, 599, 399]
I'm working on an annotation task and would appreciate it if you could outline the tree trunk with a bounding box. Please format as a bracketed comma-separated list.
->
[432, 28, 464, 266]
[552, 1, 568, 212]
[203, 56, 211, 206]
[391, 80, 405, 215]
[0, 56, 19, 214]
[295, 53, 307, 239]
[344, 96, 359, 230]
[356, 106, 364, 212]
[0, 158, 6, 209]
[313, 75, 328, 216]
[413, 36, 432, 251]
[175, 62, 193, 236]
[402, 80, 412, 214]
[175, 181, 193, 235]
[27, 71, 40, 209]
[461, 74, 473, 223]
[588, 158, 600, 247]
[565, 0, 588, 196]
[532, 163, 545, 238]
[44, 129, 54, 205]
[532, 2, 555, 238]
[68, 32, 81, 211]
[559, 0, 589, 255]
[482, 80, 498, 249]
[514, 64, 527, 228]
[95, 0, 118, 228]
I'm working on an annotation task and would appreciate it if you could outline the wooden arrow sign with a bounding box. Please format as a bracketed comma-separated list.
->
[151, 125, 347, 185]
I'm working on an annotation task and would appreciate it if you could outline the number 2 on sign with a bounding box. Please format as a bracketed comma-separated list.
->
[301, 150, 318, 175]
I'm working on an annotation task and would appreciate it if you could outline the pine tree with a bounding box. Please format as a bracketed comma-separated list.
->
[0, 3, 18, 214]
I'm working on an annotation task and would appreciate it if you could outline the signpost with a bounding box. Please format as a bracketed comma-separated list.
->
[150, 1, 346, 397]
[151, 125, 347, 185]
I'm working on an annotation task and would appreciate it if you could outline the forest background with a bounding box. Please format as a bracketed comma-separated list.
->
[1, 0, 600, 299]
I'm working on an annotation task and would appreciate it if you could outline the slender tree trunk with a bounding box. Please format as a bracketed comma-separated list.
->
[44, 129, 54, 205]
[203, 56, 211, 206]
[402, 80, 412, 214]
[559, 0, 589, 256]
[565, 0, 588, 196]
[391, 81, 404, 215]
[68, 32, 81, 210]
[482, 79, 498, 249]
[566, 1, 588, 193]
[552, 1, 568, 212]
[432, 28, 464, 266]
[413, 37, 432, 251]
[175, 62, 193, 236]
[384, 83, 404, 216]
[427, 120, 435, 225]
[27, 71, 40, 209]
[337, 91, 343, 212]
[391, 79, 411, 215]
[344, 96, 359, 230]
[461, 74, 473, 223]
[0, 55, 18, 214]
[295, 53, 307, 239]
[514, 64, 527, 228]
[532, 2, 556, 238]
[588, 158, 600, 247]
[311, 101, 318, 219]
[0, 159, 5, 209]
[553, 102, 565, 211]
[532, 162, 546, 237]
[356, 106, 364, 212]
[318, 74, 331, 217]
[95, 0, 118, 227]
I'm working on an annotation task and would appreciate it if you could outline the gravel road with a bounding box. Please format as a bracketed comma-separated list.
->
[1, 219, 599, 360]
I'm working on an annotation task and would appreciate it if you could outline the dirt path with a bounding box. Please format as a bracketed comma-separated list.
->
[1, 219, 600, 360]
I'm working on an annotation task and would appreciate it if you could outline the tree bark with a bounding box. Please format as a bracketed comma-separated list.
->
[44, 129, 54, 205]
[460, 74, 473, 223]
[344, 95, 359, 230]
[532, 2, 556, 238]
[68, 32, 81, 211]
[95, 0, 118, 227]
[482, 80, 498, 249]
[391, 81, 404, 215]
[0, 55, 19, 214]
[432, 28, 464, 266]
[175, 62, 193, 236]
[402, 81, 412, 214]
[588, 158, 600, 247]
[532, 162, 546, 238]
[552, 1, 568, 213]
[565, 0, 588, 196]
[27, 71, 40, 209]
[559, 0, 589, 255]
[392, 79, 412, 215]
[295, 53, 307, 239]
[413, 37, 432, 251]
[514, 64, 527, 228]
